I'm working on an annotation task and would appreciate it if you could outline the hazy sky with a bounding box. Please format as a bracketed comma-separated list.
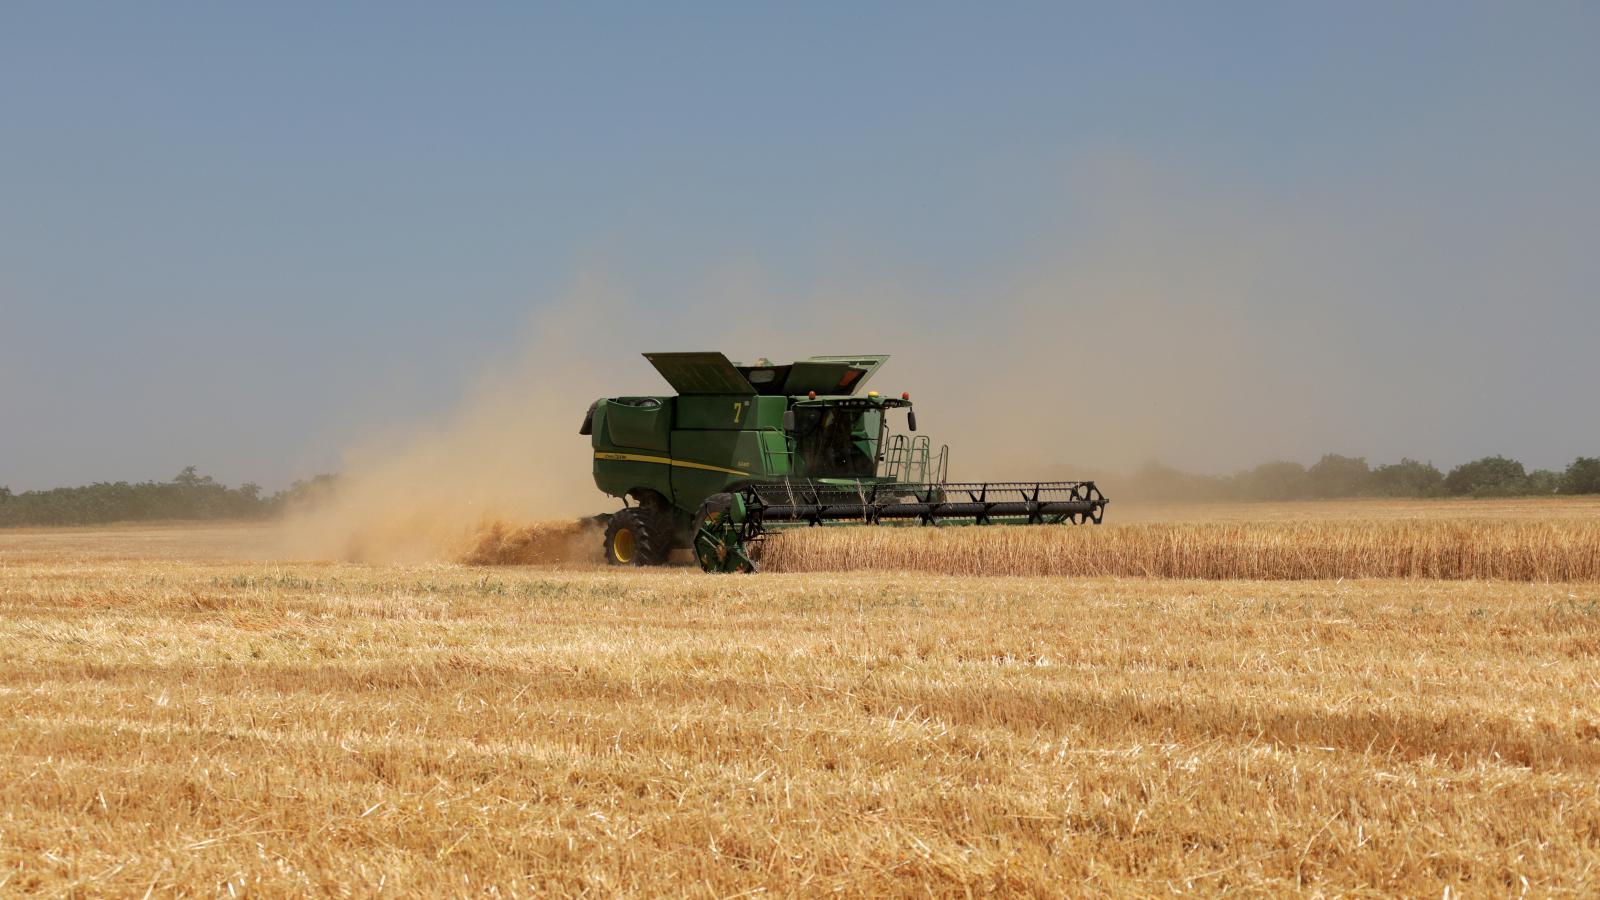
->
[3, 3, 1597, 490]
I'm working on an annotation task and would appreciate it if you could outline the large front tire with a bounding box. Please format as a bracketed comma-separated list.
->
[604, 507, 672, 566]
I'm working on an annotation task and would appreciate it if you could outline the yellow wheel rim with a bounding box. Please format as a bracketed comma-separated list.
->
[612, 526, 636, 564]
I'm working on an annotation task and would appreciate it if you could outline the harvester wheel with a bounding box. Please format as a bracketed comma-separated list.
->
[604, 507, 672, 566]
[692, 493, 755, 574]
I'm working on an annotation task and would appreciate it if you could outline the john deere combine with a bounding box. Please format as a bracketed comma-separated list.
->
[581, 353, 1107, 572]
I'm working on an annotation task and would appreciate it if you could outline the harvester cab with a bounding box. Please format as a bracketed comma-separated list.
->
[582, 352, 1106, 572]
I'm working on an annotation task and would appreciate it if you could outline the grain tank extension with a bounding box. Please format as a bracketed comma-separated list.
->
[582, 352, 1107, 572]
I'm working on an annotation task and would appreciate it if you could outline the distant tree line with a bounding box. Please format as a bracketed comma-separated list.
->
[1128, 455, 1600, 502]
[5, 455, 1599, 525]
[0, 467, 339, 527]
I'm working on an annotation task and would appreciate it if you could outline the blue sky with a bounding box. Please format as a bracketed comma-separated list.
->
[3, 3, 1597, 489]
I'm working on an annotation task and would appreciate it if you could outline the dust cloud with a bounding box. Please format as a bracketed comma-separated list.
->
[284, 161, 1425, 562]
[457, 519, 606, 566]
[279, 283, 638, 563]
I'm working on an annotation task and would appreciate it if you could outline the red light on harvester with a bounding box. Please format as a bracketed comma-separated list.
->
[808, 391, 817, 399]
[901, 392, 910, 400]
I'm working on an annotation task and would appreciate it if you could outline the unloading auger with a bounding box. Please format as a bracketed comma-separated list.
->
[580, 352, 1108, 572]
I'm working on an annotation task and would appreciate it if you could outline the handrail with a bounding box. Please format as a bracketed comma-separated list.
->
[756, 427, 795, 475]
[882, 433, 949, 484]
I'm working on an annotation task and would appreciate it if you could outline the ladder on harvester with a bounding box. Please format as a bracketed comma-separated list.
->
[882, 434, 949, 485]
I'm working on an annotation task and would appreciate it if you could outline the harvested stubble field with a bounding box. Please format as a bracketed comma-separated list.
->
[2, 501, 1599, 896]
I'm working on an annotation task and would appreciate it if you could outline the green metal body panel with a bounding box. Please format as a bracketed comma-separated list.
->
[602, 397, 672, 451]
[641, 352, 755, 394]
[672, 395, 786, 430]
[588, 354, 907, 541]
[590, 398, 809, 507]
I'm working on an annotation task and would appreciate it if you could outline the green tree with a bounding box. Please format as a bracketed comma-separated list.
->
[1524, 470, 1562, 495]
[1368, 458, 1444, 497]
[0, 470, 277, 526]
[1127, 462, 1227, 502]
[272, 474, 341, 512]
[1444, 456, 1527, 496]
[173, 466, 215, 487]
[1231, 461, 1310, 501]
[1306, 454, 1370, 498]
[1561, 457, 1600, 495]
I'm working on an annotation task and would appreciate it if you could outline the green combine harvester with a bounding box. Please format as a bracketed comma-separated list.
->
[581, 352, 1108, 572]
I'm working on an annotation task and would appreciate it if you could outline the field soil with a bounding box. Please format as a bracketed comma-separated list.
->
[2, 504, 1598, 895]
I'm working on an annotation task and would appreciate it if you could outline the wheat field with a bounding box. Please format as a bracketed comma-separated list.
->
[2, 505, 1599, 895]
[761, 519, 1600, 580]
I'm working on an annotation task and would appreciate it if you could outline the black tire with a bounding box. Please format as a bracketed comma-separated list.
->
[603, 507, 673, 566]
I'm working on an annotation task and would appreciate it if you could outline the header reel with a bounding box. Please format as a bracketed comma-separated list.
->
[693, 480, 1108, 573]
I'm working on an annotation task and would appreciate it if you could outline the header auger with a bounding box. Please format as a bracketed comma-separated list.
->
[581, 352, 1108, 572]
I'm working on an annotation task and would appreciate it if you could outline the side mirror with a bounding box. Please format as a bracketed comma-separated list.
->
[907, 410, 918, 432]
[782, 410, 796, 432]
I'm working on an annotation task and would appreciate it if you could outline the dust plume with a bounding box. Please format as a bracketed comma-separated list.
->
[285, 157, 1519, 561]
[661, 158, 1393, 487]
[457, 519, 606, 566]
[279, 283, 635, 563]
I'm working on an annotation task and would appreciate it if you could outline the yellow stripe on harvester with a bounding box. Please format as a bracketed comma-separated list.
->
[594, 451, 749, 478]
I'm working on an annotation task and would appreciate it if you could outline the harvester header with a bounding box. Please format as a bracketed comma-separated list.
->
[582, 352, 1107, 571]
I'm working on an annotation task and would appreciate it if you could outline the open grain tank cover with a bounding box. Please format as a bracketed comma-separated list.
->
[781, 356, 888, 396]
[642, 352, 756, 394]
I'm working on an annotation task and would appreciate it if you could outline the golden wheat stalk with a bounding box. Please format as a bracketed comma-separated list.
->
[761, 520, 1600, 581]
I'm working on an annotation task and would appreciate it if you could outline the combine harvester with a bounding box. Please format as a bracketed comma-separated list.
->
[581, 353, 1108, 572]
